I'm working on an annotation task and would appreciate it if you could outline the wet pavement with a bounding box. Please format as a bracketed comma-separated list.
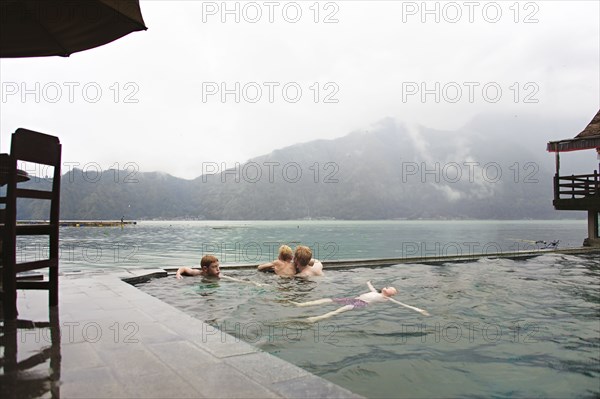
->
[0, 270, 361, 398]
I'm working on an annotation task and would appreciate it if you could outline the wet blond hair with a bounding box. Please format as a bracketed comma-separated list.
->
[278, 245, 293, 261]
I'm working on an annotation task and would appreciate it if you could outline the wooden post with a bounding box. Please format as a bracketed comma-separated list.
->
[553, 151, 560, 200]
[587, 210, 599, 244]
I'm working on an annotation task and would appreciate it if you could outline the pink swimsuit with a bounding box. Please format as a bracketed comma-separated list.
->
[333, 292, 390, 308]
[332, 298, 369, 308]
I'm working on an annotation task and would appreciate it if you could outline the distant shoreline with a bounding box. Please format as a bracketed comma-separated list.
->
[43, 218, 587, 222]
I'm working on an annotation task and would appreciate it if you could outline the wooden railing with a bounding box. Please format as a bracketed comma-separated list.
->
[554, 171, 599, 200]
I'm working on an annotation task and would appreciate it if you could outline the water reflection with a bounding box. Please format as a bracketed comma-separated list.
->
[0, 307, 61, 398]
[137, 253, 600, 398]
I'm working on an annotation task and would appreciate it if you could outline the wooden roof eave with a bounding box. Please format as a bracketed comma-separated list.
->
[547, 135, 600, 152]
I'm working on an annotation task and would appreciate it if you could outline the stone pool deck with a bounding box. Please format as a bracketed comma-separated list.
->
[1, 271, 362, 398]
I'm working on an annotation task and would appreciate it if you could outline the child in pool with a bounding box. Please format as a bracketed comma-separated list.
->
[177, 254, 265, 287]
[176, 254, 221, 279]
[293, 245, 324, 277]
[257, 245, 296, 277]
[292, 281, 429, 322]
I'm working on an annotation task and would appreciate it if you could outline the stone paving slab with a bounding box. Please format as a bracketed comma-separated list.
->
[2, 274, 363, 399]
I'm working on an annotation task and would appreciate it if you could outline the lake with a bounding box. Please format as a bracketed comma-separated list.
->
[17, 219, 590, 273]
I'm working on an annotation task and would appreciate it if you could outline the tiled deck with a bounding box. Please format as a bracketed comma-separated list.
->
[1, 271, 362, 398]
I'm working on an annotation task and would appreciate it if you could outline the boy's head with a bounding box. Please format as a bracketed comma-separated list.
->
[278, 245, 293, 262]
[200, 254, 220, 277]
[381, 287, 397, 297]
[293, 246, 312, 268]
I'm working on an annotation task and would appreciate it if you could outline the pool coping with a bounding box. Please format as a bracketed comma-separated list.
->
[3, 270, 363, 398]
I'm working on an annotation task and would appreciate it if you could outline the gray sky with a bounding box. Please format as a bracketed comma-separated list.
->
[1, 0, 598, 179]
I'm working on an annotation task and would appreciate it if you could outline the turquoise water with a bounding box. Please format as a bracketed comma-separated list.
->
[102, 219, 597, 399]
[137, 252, 599, 398]
[18, 219, 590, 273]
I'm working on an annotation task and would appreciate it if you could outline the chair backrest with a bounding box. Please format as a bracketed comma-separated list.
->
[8, 128, 62, 222]
[2, 128, 62, 320]
[11, 128, 61, 167]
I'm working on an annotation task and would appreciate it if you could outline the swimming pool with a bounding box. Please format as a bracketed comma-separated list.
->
[136, 252, 600, 398]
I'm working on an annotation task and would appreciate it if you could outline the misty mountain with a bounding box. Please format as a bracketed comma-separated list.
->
[17, 114, 594, 220]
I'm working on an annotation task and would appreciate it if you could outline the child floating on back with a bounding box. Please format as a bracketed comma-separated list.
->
[292, 281, 430, 323]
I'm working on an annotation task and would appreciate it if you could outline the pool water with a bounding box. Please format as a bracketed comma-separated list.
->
[136, 252, 600, 398]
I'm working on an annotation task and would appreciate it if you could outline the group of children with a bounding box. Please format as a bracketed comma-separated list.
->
[257, 244, 324, 277]
[175, 245, 429, 321]
[175, 245, 323, 279]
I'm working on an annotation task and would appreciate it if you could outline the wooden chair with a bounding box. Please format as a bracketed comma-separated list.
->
[1, 128, 61, 320]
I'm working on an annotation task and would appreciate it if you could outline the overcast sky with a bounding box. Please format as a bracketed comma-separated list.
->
[1, 0, 598, 179]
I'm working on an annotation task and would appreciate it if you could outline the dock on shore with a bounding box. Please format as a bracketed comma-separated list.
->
[17, 220, 137, 227]
[59, 220, 137, 227]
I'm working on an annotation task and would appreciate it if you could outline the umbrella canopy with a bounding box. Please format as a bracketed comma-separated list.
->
[0, 0, 147, 58]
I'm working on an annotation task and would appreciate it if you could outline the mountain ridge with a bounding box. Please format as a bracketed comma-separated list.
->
[16, 113, 592, 220]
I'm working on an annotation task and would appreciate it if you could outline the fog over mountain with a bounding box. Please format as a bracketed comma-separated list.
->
[18, 114, 596, 220]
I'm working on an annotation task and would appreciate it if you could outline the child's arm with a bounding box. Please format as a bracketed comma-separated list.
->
[175, 267, 201, 279]
[387, 297, 430, 316]
[221, 274, 267, 287]
[257, 261, 275, 272]
[366, 281, 377, 292]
